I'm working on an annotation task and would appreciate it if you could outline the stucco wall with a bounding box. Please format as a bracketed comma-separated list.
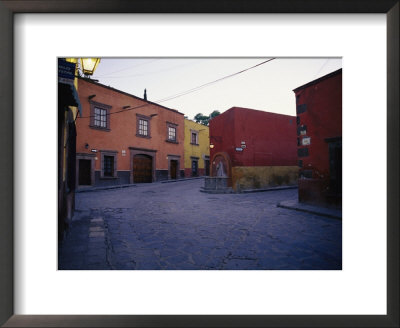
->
[294, 69, 342, 207]
[232, 166, 298, 192]
[209, 107, 297, 168]
[76, 78, 184, 184]
[294, 69, 342, 178]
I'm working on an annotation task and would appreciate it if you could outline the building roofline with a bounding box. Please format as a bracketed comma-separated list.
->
[184, 117, 209, 126]
[293, 68, 342, 93]
[223, 106, 296, 118]
[78, 76, 184, 116]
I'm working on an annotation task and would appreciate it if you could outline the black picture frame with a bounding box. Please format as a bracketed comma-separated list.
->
[0, 1, 398, 327]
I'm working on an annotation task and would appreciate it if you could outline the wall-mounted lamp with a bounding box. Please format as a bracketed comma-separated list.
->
[210, 143, 215, 149]
[88, 94, 96, 100]
[85, 143, 89, 149]
[81, 58, 101, 76]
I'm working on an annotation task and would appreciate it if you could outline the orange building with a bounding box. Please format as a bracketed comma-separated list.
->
[75, 78, 185, 187]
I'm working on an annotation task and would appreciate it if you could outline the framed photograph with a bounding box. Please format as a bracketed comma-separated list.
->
[1, 1, 398, 327]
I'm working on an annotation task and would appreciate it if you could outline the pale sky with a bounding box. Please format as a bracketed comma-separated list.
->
[88, 58, 342, 119]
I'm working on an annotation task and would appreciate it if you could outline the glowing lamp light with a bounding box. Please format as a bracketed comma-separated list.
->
[80, 58, 101, 76]
[210, 143, 215, 149]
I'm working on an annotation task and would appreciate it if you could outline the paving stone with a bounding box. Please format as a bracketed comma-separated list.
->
[89, 231, 105, 238]
[89, 226, 103, 232]
[59, 179, 342, 270]
[113, 261, 136, 270]
[223, 258, 259, 270]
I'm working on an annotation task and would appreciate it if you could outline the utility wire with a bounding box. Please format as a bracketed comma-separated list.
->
[78, 58, 276, 119]
[95, 59, 160, 78]
[156, 58, 276, 103]
[96, 59, 202, 79]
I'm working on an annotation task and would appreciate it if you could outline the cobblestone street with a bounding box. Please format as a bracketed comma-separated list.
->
[58, 179, 342, 270]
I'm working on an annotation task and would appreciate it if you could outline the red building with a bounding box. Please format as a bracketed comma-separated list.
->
[293, 68, 342, 208]
[209, 107, 298, 192]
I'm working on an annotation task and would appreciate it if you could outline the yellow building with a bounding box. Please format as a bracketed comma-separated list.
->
[58, 58, 81, 240]
[184, 119, 210, 177]
[58, 58, 100, 240]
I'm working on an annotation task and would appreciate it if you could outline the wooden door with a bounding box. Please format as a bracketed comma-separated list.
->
[133, 155, 152, 183]
[170, 160, 177, 179]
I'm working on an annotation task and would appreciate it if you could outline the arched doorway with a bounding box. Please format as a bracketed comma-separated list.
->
[133, 154, 153, 183]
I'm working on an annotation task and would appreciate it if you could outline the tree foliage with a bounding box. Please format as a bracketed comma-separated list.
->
[210, 110, 221, 119]
[194, 110, 221, 126]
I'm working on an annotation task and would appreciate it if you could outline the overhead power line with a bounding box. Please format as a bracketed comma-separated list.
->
[96, 59, 202, 79]
[156, 58, 276, 103]
[78, 58, 276, 119]
[95, 59, 160, 78]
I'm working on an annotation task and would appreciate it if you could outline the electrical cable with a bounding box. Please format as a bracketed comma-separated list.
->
[156, 58, 275, 103]
[95, 59, 202, 79]
[95, 59, 160, 78]
[78, 58, 276, 119]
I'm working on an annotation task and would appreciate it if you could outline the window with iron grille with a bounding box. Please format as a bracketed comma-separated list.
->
[100, 150, 118, 178]
[103, 155, 114, 177]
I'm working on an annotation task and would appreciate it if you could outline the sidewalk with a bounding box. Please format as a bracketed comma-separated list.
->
[242, 185, 298, 193]
[160, 177, 203, 184]
[58, 208, 112, 270]
[76, 184, 137, 193]
[76, 177, 204, 193]
[277, 200, 342, 220]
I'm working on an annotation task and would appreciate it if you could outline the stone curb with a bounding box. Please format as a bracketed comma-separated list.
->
[241, 185, 298, 193]
[76, 184, 137, 193]
[76, 177, 204, 192]
[277, 201, 342, 220]
[161, 177, 204, 183]
[199, 187, 234, 194]
[200, 185, 298, 194]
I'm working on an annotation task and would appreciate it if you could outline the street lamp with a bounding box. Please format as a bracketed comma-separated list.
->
[80, 58, 101, 76]
[209, 135, 221, 149]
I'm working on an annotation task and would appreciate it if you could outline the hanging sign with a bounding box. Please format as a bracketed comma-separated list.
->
[58, 59, 76, 86]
